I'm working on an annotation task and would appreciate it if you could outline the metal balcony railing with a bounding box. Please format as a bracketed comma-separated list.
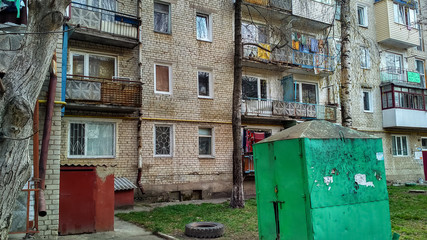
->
[66, 75, 142, 108]
[242, 98, 337, 121]
[69, 2, 140, 39]
[243, 45, 334, 71]
[380, 67, 423, 87]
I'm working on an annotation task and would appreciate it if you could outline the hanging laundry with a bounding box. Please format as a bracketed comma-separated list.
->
[297, 33, 301, 42]
[292, 40, 300, 50]
[301, 44, 309, 53]
[310, 38, 319, 53]
[247, 131, 255, 152]
[301, 35, 306, 46]
[258, 43, 271, 60]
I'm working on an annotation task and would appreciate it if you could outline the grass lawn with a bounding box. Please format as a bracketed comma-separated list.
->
[116, 186, 427, 240]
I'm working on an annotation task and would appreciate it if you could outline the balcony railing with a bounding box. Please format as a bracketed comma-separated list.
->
[69, 2, 140, 39]
[242, 98, 337, 121]
[243, 45, 334, 72]
[244, 0, 292, 11]
[380, 67, 423, 87]
[66, 75, 142, 108]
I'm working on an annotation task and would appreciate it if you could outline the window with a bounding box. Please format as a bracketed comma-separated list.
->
[70, 52, 116, 78]
[362, 90, 373, 112]
[357, 5, 368, 27]
[196, 13, 211, 41]
[69, 122, 115, 158]
[154, 1, 170, 33]
[392, 135, 408, 156]
[417, 25, 424, 51]
[416, 59, 425, 84]
[154, 64, 171, 94]
[155, 125, 173, 156]
[295, 83, 317, 104]
[360, 47, 370, 69]
[242, 22, 268, 44]
[422, 138, 427, 149]
[383, 52, 403, 74]
[394, 3, 417, 28]
[199, 128, 213, 156]
[335, 1, 341, 20]
[198, 70, 213, 98]
[242, 76, 267, 100]
[314, 0, 332, 4]
[73, 0, 116, 21]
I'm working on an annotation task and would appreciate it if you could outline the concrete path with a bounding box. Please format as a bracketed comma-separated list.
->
[57, 216, 162, 240]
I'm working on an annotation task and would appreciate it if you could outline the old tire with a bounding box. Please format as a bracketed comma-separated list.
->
[185, 222, 225, 238]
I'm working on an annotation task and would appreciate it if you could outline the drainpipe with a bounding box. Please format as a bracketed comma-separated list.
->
[61, 24, 69, 116]
[38, 53, 57, 217]
[33, 101, 40, 228]
[136, 0, 144, 194]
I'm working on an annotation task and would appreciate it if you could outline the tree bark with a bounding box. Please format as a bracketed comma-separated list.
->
[230, 0, 245, 209]
[340, 0, 353, 127]
[0, 1, 70, 238]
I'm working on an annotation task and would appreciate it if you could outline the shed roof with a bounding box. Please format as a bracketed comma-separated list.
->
[114, 177, 137, 191]
[259, 120, 375, 143]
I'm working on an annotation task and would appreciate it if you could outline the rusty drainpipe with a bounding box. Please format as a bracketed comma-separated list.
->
[38, 53, 57, 217]
[136, 0, 144, 195]
[33, 101, 40, 227]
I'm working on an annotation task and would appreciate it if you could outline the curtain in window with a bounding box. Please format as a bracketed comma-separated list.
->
[198, 71, 209, 96]
[89, 55, 115, 79]
[86, 123, 114, 156]
[394, 4, 405, 24]
[156, 65, 170, 92]
[154, 3, 169, 32]
[409, 8, 417, 28]
[242, 23, 257, 43]
[101, 0, 116, 21]
[196, 15, 208, 40]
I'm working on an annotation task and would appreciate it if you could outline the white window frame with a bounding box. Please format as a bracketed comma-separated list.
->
[362, 89, 373, 112]
[69, 51, 117, 77]
[416, 59, 425, 85]
[392, 135, 409, 156]
[394, 3, 418, 28]
[242, 75, 269, 100]
[154, 124, 174, 157]
[196, 12, 212, 42]
[357, 4, 368, 27]
[360, 47, 370, 69]
[421, 137, 427, 150]
[154, 63, 172, 94]
[384, 52, 403, 74]
[68, 121, 117, 158]
[199, 127, 215, 158]
[294, 82, 318, 104]
[197, 70, 213, 98]
[154, 1, 171, 34]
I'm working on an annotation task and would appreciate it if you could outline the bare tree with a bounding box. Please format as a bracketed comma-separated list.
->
[230, 0, 245, 209]
[0, 1, 70, 238]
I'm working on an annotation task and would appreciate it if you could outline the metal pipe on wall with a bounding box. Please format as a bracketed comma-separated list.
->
[38, 53, 57, 217]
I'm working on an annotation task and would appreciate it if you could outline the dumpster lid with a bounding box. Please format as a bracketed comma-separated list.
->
[259, 120, 375, 143]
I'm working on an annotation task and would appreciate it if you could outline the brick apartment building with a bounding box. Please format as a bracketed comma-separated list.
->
[2, 0, 427, 238]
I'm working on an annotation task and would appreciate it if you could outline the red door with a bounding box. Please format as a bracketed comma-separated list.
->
[59, 167, 96, 235]
[423, 151, 427, 180]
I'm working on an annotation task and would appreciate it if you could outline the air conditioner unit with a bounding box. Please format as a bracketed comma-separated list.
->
[112, 76, 132, 81]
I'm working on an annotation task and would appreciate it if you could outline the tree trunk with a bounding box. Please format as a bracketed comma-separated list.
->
[230, 0, 245, 209]
[0, 1, 69, 238]
[340, 0, 353, 127]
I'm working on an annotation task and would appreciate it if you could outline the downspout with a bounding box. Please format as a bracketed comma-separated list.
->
[61, 24, 69, 116]
[136, 0, 144, 195]
[38, 53, 57, 217]
[33, 101, 39, 229]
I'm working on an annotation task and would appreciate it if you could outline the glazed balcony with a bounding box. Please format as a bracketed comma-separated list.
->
[65, 75, 142, 113]
[374, 0, 419, 48]
[68, 1, 140, 48]
[243, 44, 334, 75]
[381, 83, 427, 129]
[241, 98, 337, 121]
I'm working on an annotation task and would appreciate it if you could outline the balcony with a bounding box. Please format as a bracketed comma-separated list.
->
[65, 75, 142, 113]
[380, 67, 423, 87]
[374, 0, 419, 48]
[68, 2, 140, 48]
[243, 0, 334, 27]
[243, 45, 334, 75]
[241, 98, 337, 121]
[381, 83, 427, 129]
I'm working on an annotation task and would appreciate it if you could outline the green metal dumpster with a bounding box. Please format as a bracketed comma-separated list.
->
[253, 120, 392, 240]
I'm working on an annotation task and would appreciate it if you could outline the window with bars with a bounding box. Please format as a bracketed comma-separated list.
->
[69, 122, 115, 157]
[392, 135, 408, 156]
[199, 128, 213, 156]
[155, 125, 172, 156]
